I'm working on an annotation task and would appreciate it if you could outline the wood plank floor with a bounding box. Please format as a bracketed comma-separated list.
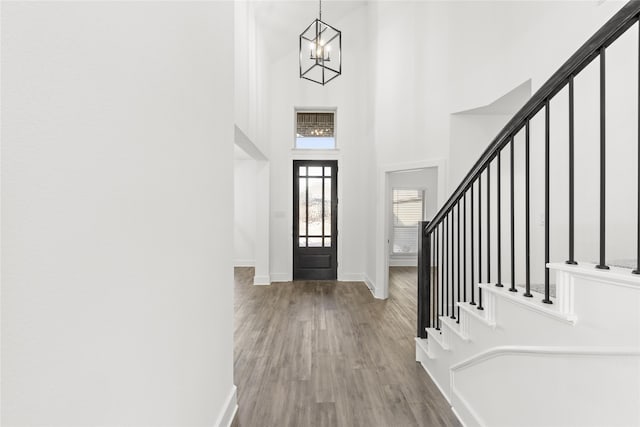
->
[232, 267, 460, 427]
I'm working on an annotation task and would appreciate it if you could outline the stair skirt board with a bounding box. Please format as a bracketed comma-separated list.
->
[415, 338, 453, 406]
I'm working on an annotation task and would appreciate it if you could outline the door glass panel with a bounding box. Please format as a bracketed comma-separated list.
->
[324, 177, 331, 236]
[299, 166, 307, 176]
[324, 167, 331, 177]
[299, 178, 307, 236]
[299, 237, 307, 247]
[324, 237, 331, 247]
[308, 237, 322, 247]
[308, 178, 323, 235]
[308, 166, 323, 176]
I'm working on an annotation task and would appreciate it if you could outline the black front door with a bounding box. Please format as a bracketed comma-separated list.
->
[293, 160, 338, 280]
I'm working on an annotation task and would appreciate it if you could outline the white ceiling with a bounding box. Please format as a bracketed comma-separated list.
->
[252, 1, 367, 61]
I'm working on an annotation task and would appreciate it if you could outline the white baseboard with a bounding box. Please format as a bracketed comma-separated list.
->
[234, 259, 255, 267]
[367, 276, 386, 299]
[389, 257, 417, 267]
[364, 275, 377, 297]
[270, 272, 292, 282]
[214, 385, 238, 427]
[339, 272, 364, 282]
[253, 275, 271, 286]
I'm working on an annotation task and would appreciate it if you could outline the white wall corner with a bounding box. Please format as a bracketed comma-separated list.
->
[364, 274, 379, 298]
[373, 288, 386, 300]
[214, 385, 238, 427]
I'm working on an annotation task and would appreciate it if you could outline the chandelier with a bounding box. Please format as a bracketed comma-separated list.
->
[299, 0, 342, 85]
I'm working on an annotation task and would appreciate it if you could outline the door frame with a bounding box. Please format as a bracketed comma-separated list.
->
[288, 149, 343, 281]
[293, 159, 338, 280]
[376, 159, 447, 299]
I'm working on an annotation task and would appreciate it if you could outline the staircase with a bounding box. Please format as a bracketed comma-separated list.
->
[416, 2, 640, 425]
[416, 262, 640, 426]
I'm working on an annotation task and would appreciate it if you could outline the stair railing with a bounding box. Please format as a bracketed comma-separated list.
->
[418, 0, 640, 338]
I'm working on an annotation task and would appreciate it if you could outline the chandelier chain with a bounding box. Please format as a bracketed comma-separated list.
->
[319, 0, 322, 21]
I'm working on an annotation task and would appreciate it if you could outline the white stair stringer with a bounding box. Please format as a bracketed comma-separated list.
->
[416, 263, 640, 427]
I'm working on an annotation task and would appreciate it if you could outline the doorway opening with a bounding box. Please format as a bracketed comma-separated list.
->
[387, 168, 438, 298]
[293, 160, 338, 280]
[375, 161, 444, 299]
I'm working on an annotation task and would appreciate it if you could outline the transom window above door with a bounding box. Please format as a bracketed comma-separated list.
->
[295, 110, 336, 150]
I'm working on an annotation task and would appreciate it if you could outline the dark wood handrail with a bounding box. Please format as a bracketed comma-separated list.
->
[426, 0, 640, 235]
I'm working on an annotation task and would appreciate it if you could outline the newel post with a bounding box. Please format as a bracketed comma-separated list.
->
[417, 221, 431, 338]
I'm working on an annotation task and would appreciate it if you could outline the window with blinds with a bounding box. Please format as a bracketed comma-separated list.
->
[392, 189, 425, 255]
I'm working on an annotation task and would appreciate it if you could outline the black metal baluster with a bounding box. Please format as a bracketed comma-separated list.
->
[497, 151, 503, 287]
[510, 137, 517, 293]
[446, 214, 449, 317]
[487, 163, 491, 285]
[478, 174, 482, 285]
[431, 227, 436, 326]
[567, 75, 578, 266]
[470, 185, 476, 306]
[439, 224, 443, 328]
[524, 122, 533, 298]
[436, 225, 440, 329]
[596, 47, 610, 271]
[436, 222, 444, 329]
[464, 193, 467, 304]
[457, 201, 461, 323]
[440, 221, 443, 323]
[451, 210, 456, 320]
[635, 20, 640, 276]
[543, 101, 553, 304]
[478, 175, 484, 311]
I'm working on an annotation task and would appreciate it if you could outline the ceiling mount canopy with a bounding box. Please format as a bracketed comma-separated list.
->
[299, 0, 342, 86]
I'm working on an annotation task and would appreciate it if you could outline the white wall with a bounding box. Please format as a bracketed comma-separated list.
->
[235, 0, 270, 157]
[1, 2, 236, 425]
[267, 4, 371, 283]
[235, 2, 271, 285]
[449, 114, 512, 194]
[365, 1, 455, 291]
[234, 159, 257, 266]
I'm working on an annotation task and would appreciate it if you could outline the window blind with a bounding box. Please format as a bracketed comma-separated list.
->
[392, 189, 424, 255]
